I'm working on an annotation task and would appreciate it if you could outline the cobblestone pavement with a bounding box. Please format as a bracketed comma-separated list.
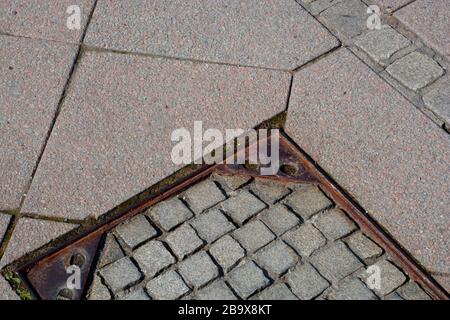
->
[86, 175, 431, 300]
[0, 0, 449, 299]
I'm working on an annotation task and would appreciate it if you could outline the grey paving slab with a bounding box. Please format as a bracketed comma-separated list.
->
[354, 25, 410, 63]
[0, 0, 95, 43]
[196, 280, 237, 300]
[286, 263, 330, 300]
[423, 77, 450, 128]
[0, 213, 11, 244]
[386, 52, 444, 91]
[146, 270, 190, 300]
[0, 217, 77, 268]
[302, 0, 345, 16]
[285, 48, 450, 278]
[85, 0, 338, 70]
[0, 35, 77, 211]
[146, 197, 193, 231]
[395, 0, 450, 59]
[0, 275, 19, 300]
[114, 215, 157, 249]
[371, 0, 413, 12]
[99, 257, 142, 293]
[22, 51, 290, 220]
[319, 0, 368, 39]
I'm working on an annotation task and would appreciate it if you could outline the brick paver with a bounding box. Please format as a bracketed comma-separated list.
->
[85, 0, 338, 70]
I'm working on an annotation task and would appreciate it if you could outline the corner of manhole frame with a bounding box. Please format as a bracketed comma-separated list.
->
[9, 132, 449, 300]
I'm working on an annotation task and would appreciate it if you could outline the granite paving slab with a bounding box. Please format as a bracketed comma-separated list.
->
[21, 51, 290, 220]
[0, 0, 95, 43]
[395, 0, 450, 60]
[285, 48, 450, 289]
[0, 35, 78, 210]
[84, 0, 339, 70]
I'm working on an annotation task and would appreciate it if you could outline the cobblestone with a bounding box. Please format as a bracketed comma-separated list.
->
[227, 260, 270, 299]
[251, 283, 298, 300]
[146, 271, 190, 300]
[255, 241, 298, 276]
[345, 232, 383, 263]
[386, 52, 444, 91]
[196, 280, 237, 300]
[286, 263, 330, 300]
[209, 235, 245, 271]
[190, 209, 235, 243]
[354, 25, 410, 63]
[98, 234, 124, 269]
[233, 220, 275, 253]
[423, 78, 450, 128]
[328, 278, 377, 300]
[100, 257, 142, 293]
[147, 197, 193, 231]
[114, 215, 157, 249]
[133, 241, 175, 277]
[311, 242, 363, 282]
[119, 289, 151, 301]
[220, 190, 266, 225]
[250, 179, 290, 204]
[182, 180, 226, 214]
[285, 186, 332, 220]
[360, 260, 406, 296]
[283, 223, 326, 257]
[397, 282, 431, 300]
[259, 205, 301, 236]
[178, 251, 219, 288]
[319, 0, 368, 39]
[213, 174, 250, 191]
[165, 224, 204, 259]
[87, 276, 111, 300]
[313, 209, 356, 241]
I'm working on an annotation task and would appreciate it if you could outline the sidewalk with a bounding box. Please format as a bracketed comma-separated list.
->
[0, 0, 448, 299]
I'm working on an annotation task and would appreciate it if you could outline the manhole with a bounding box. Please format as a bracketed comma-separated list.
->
[11, 133, 448, 300]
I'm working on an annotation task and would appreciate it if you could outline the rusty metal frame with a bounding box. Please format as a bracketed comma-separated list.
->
[15, 132, 449, 300]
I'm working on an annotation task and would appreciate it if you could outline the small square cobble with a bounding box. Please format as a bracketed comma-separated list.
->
[319, 0, 368, 39]
[220, 190, 266, 224]
[286, 263, 330, 300]
[147, 197, 193, 231]
[328, 278, 377, 300]
[259, 205, 301, 236]
[88, 275, 111, 300]
[133, 240, 175, 277]
[360, 260, 406, 296]
[345, 232, 383, 262]
[285, 186, 332, 220]
[209, 235, 245, 271]
[100, 257, 142, 293]
[251, 283, 298, 300]
[397, 282, 431, 300]
[213, 174, 250, 191]
[98, 234, 124, 268]
[384, 292, 404, 300]
[311, 242, 363, 282]
[255, 241, 298, 276]
[386, 52, 444, 91]
[190, 209, 235, 243]
[423, 77, 450, 128]
[227, 260, 270, 299]
[233, 220, 275, 253]
[313, 209, 356, 241]
[354, 25, 410, 63]
[114, 215, 157, 249]
[282, 223, 326, 257]
[119, 289, 151, 301]
[250, 179, 290, 204]
[165, 224, 204, 259]
[195, 280, 237, 300]
[146, 270, 190, 300]
[182, 180, 226, 214]
[178, 251, 219, 288]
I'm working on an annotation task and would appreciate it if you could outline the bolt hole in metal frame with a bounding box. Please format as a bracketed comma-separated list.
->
[14, 132, 449, 300]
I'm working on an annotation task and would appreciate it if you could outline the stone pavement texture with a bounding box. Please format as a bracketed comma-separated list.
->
[285, 48, 450, 283]
[0, 275, 19, 300]
[84, 0, 339, 70]
[0, 0, 95, 43]
[0, 35, 77, 210]
[87, 175, 430, 300]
